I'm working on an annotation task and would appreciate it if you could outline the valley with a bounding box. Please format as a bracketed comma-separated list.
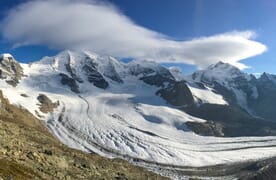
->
[1, 51, 276, 179]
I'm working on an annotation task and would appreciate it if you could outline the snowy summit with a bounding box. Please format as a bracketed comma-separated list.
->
[0, 53, 14, 61]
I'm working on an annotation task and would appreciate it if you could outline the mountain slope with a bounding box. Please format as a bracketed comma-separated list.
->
[2, 51, 276, 179]
[0, 90, 165, 179]
[247, 73, 276, 120]
[189, 61, 276, 121]
[173, 61, 276, 137]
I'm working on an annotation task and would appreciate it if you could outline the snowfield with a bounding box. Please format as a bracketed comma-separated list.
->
[2, 51, 276, 169]
[187, 84, 228, 105]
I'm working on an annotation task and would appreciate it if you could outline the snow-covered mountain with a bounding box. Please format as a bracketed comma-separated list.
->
[190, 61, 256, 109]
[2, 50, 276, 173]
[188, 61, 276, 121]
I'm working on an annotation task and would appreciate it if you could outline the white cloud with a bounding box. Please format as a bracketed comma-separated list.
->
[1, 0, 267, 69]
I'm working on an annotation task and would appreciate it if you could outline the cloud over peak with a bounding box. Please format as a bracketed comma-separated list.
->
[1, 0, 267, 69]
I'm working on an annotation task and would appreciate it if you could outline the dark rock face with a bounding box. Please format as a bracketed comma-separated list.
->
[103, 61, 123, 83]
[157, 81, 194, 106]
[64, 54, 84, 83]
[59, 73, 80, 93]
[140, 75, 174, 87]
[128, 64, 155, 77]
[129, 62, 175, 87]
[186, 121, 224, 137]
[247, 73, 276, 120]
[238, 157, 276, 180]
[184, 104, 276, 137]
[82, 60, 108, 89]
[0, 57, 24, 87]
[37, 94, 59, 113]
[65, 63, 83, 83]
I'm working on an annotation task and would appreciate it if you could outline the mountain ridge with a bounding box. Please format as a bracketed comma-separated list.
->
[2, 51, 276, 179]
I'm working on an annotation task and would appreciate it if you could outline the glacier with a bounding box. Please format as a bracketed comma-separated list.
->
[1, 50, 276, 170]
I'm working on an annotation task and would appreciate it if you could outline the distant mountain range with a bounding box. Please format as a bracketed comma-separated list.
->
[2, 51, 276, 179]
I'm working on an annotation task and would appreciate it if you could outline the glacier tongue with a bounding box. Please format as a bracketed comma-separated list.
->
[1, 51, 276, 167]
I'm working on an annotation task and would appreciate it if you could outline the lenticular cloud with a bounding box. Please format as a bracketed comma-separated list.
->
[1, 0, 267, 69]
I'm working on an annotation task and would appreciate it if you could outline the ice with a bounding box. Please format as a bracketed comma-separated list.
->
[1, 51, 276, 168]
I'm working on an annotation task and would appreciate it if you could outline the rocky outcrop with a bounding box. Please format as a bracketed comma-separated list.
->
[140, 74, 174, 87]
[238, 157, 276, 180]
[64, 52, 84, 83]
[129, 61, 175, 87]
[0, 54, 23, 87]
[65, 63, 83, 83]
[157, 81, 194, 106]
[103, 61, 123, 83]
[184, 104, 276, 137]
[82, 59, 109, 89]
[59, 73, 80, 93]
[247, 73, 276, 120]
[37, 94, 59, 113]
[186, 121, 224, 137]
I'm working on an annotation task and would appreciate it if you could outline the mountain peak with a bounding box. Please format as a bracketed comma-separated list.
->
[259, 72, 276, 84]
[207, 61, 241, 72]
[0, 53, 23, 86]
[207, 61, 246, 79]
[0, 53, 15, 61]
[191, 61, 247, 83]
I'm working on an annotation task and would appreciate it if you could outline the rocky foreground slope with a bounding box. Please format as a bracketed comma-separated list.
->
[0, 90, 165, 179]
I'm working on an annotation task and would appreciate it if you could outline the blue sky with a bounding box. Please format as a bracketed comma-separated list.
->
[0, 0, 275, 75]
